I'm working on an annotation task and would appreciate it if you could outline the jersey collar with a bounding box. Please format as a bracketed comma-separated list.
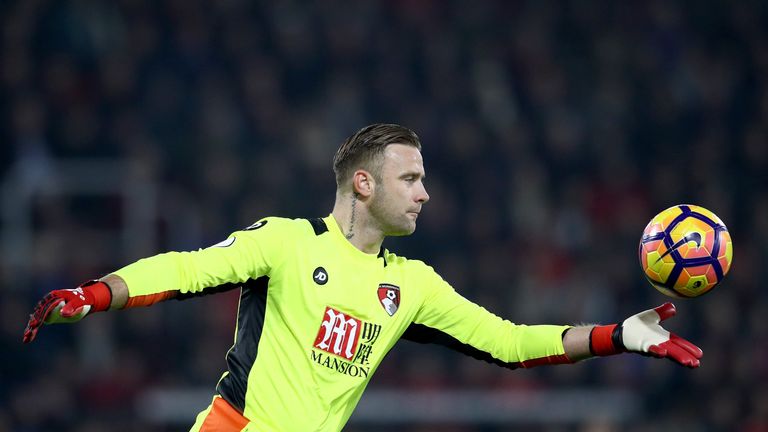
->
[322, 215, 387, 267]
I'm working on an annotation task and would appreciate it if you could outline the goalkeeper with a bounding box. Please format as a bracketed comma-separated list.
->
[24, 124, 702, 432]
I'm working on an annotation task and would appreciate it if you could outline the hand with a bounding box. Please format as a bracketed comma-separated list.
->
[591, 303, 703, 368]
[23, 280, 112, 344]
[620, 302, 703, 367]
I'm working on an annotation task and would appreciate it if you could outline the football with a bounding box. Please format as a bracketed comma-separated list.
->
[639, 204, 733, 298]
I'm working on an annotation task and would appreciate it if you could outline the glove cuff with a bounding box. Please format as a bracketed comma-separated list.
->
[80, 280, 113, 312]
[590, 324, 626, 356]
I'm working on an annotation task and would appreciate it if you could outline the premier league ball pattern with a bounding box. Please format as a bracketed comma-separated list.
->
[639, 205, 733, 298]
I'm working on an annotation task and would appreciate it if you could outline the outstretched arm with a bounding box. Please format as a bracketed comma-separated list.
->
[406, 261, 703, 369]
[404, 301, 701, 369]
[22, 216, 295, 344]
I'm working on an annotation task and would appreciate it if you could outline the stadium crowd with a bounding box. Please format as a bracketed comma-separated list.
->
[1, 0, 766, 431]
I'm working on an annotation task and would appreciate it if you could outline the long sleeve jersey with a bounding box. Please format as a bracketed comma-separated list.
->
[114, 215, 571, 431]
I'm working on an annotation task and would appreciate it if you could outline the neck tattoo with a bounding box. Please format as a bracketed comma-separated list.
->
[345, 194, 357, 240]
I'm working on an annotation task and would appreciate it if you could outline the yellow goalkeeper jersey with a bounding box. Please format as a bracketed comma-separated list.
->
[114, 215, 570, 431]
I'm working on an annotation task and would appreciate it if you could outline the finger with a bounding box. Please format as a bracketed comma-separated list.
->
[59, 304, 89, 321]
[661, 341, 701, 368]
[647, 344, 667, 358]
[45, 302, 65, 323]
[60, 292, 88, 317]
[33, 296, 64, 325]
[60, 302, 79, 318]
[23, 294, 66, 343]
[669, 333, 703, 359]
[23, 319, 40, 343]
[23, 312, 42, 343]
[653, 302, 676, 322]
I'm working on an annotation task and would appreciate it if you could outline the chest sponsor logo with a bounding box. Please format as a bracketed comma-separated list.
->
[314, 307, 360, 360]
[311, 307, 382, 378]
[312, 267, 328, 285]
[377, 283, 400, 316]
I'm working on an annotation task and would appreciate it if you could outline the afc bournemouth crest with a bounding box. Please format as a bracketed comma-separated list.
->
[377, 283, 400, 316]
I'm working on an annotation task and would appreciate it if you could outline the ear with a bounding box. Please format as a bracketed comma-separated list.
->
[351, 169, 375, 198]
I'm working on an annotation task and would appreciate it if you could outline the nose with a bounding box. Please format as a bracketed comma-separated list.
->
[416, 183, 429, 204]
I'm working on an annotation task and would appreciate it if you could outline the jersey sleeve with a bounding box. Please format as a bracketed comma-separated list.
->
[407, 263, 572, 368]
[113, 217, 294, 307]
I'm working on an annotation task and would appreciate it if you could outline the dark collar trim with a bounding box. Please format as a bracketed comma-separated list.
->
[307, 218, 329, 236]
[308, 217, 386, 267]
[378, 247, 387, 267]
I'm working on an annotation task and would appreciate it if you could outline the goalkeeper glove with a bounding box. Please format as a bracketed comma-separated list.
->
[590, 302, 702, 368]
[23, 280, 113, 343]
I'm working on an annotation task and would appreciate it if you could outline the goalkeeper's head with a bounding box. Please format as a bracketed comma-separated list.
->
[333, 123, 422, 188]
[333, 124, 429, 237]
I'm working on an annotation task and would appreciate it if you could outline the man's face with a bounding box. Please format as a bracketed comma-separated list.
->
[368, 144, 430, 236]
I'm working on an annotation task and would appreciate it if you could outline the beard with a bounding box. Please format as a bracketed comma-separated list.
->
[368, 187, 416, 237]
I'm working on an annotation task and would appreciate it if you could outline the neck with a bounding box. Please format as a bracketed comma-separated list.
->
[331, 192, 385, 254]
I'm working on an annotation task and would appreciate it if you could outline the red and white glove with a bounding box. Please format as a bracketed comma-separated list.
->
[590, 303, 703, 368]
[23, 280, 112, 343]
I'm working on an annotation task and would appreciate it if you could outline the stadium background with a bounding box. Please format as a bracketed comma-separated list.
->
[1, 1, 764, 431]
